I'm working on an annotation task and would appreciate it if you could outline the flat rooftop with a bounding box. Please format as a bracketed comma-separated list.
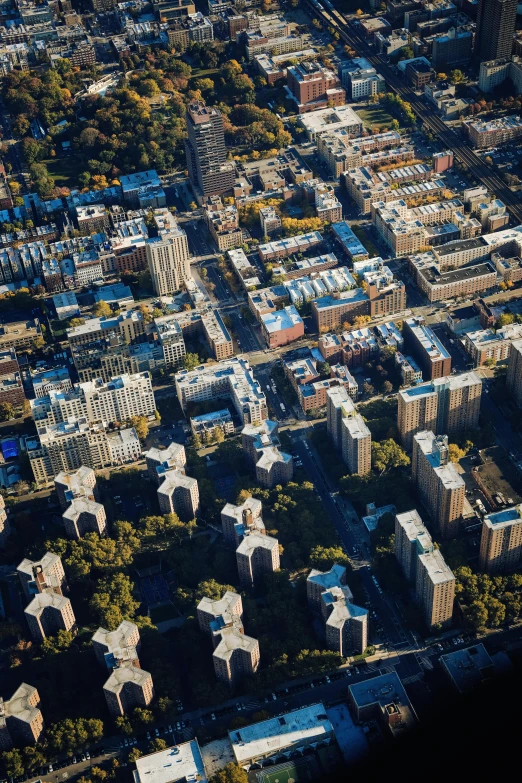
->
[484, 505, 522, 528]
[133, 740, 207, 783]
[229, 703, 332, 765]
[440, 643, 494, 693]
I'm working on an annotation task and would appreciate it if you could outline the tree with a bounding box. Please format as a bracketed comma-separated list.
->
[0, 402, 15, 421]
[383, 380, 393, 394]
[132, 708, 154, 730]
[195, 579, 234, 602]
[363, 382, 374, 396]
[371, 439, 410, 475]
[129, 415, 149, 441]
[464, 599, 488, 631]
[497, 313, 514, 328]
[210, 762, 249, 783]
[309, 545, 350, 571]
[47, 718, 104, 755]
[1, 749, 24, 777]
[41, 628, 75, 655]
[89, 572, 140, 629]
[128, 748, 143, 763]
[148, 738, 167, 753]
[214, 427, 225, 444]
[318, 361, 331, 377]
[93, 300, 112, 318]
[183, 352, 201, 371]
[450, 69, 465, 84]
[448, 443, 465, 463]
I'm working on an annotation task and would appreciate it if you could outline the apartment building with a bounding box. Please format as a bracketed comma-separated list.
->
[236, 532, 280, 588]
[479, 505, 522, 574]
[146, 229, 191, 297]
[396, 352, 423, 386]
[67, 311, 146, 350]
[507, 339, 522, 407]
[144, 441, 186, 485]
[412, 431, 465, 538]
[168, 307, 233, 362]
[258, 232, 323, 262]
[76, 204, 110, 235]
[464, 323, 522, 366]
[260, 305, 304, 349]
[403, 317, 451, 380]
[33, 373, 156, 430]
[339, 398, 372, 476]
[286, 60, 345, 113]
[311, 288, 369, 331]
[17, 552, 67, 602]
[416, 549, 455, 630]
[394, 509, 434, 583]
[212, 625, 260, 686]
[175, 357, 267, 425]
[154, 314, 186, 369]
[32, 367, 73, 401]
[92, 620, 141, 669]
[157, 469, 200, 521]
[197, 590, 243, 636]
[184, 102, 235, 197]
[321, 585, 368, 656]
[203, 197, 243, 251]
[25, 593, 76, 643]
[240, 419, 293, 487]
[397, 372, 482, 451]
[316, 129, 401, 177]
[259, 206, 282, 236]
[306, 564, 348, 611]
[103, 668, 154, 717]
[27, 420, 141, 485]
[62, 498, 107, 540]
[55, 466, 98, 511]
[0, 684, 44, 750]
[221, 498, 264, 547]
[465, 114, 522, 149]
[320, 326, 379, 366]
[410, 255, 497, 303]
[339, 56, 385, 99]
[298, 371, 357, 413]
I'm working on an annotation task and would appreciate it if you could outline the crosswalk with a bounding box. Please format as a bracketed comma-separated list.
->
[402, 672, 424, 685]
[241, 699, 261, 711]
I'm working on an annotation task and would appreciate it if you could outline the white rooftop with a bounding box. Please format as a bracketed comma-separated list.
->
[229, 703, 333, 764]
[133, 740, 207, 783]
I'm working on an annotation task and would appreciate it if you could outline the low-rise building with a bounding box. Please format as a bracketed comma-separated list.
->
[465, 114, 522, 149]
[298, 104, 363, 142]
[229, 704, 334, 767]
[348, 672, 417, 737]
[258, 231, 323, 262]
[133, 741, 208, 783]
[260, 305, 304, 349]
[440, 644, 495, 693]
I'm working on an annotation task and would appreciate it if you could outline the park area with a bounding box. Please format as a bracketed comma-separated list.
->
[356, 106, 396, 130]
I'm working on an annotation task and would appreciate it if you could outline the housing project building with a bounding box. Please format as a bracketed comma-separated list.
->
[0, 684, 44, 750]
[196, 590, 260, 686]
[395, 509, 456, 630]
[397, 371, 482, 451]
[479, 504, 522, 574]
[412, 432, 465, 539]
[307, 564, 368, 655]
[326, 386, 371, 476]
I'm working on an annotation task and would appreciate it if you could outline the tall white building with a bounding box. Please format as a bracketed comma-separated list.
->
[146, 227, 191, 297]
[31, 373, 155, 428]
[416, 549, 455, 631]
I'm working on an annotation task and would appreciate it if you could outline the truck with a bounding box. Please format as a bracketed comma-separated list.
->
[280, 402, 286, 412]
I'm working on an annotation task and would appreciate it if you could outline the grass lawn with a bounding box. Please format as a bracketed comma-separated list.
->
[42, 155, 83, 188]
[189, 68, 219, 81]
[357, 106, 396, 130]
[351, 224, 380, 258]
